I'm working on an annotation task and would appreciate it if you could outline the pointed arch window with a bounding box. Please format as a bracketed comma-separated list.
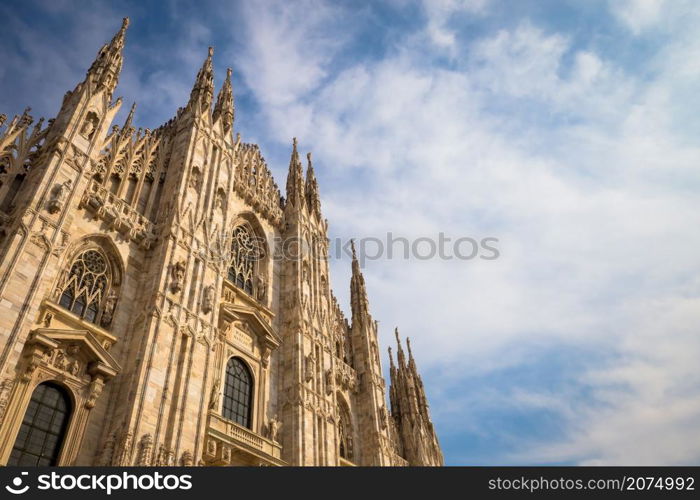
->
[338, 400, 354, 461]
[8, 382, 72, 466]
[58, 248, 116, 327]
[222, 357, 253, 428]
[228, 224, 262, 296]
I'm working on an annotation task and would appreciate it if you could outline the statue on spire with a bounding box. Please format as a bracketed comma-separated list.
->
[85, 17, 130, 100]
[285, 137, 305, 208]
[187, 46, 215, 114]
[213, 67, 234, 132]
[305, 151, 321, 216]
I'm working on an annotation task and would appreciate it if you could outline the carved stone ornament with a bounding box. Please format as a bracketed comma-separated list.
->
[47, 179, 72, 214]
[170, 260, 186, 294]
[201, 284, 214, 313]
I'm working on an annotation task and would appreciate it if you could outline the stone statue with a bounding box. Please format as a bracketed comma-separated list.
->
[170, 261, 186, 294]
[47, 179, 72, 214]
[256, 274, 267, 302]
[209, 378, 220, 410]
[101, 290, 118, 326]
[80, 118, 96, 138]
[304, 353, 315, 382]
[325, 368, 334, 395]
[201, 285, 214, 313]
[267, 415, 282, 442]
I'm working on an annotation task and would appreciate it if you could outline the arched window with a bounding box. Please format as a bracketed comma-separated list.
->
[58, 248, 115, 326]
[338, 400, 353, 461]
[228, 224, 262, 296]
[222, 357, 253, 428]
[8, 382, 72, 466]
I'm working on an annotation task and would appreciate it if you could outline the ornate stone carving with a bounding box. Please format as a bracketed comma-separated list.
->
[325, 368, 334, 395]
[85, 374, 105, 409]
[256, 274, 267, 302]
[136, 433, 153, 465]
[189, 166, 202, 190]
[0, 379, 15, 427]
[233, 143, 283, 227]
[47, 179, 72, 214]
[97, 431, 116, 466]
[304, 352, 315, 383]
[116, 431, 134, 466]
[100, 290, 118, 327]
[208, 378, 220, 410]
[78, 179, 157, 249]
[201, 284, 214, 313]
[180, 450, 193, 466]
[264, 415, 282, 442]
[221, 445, 231, 463]
[45, 344, 83, 377]
[205, 438, 217, 457]
[80, 112, 98, 139]
[170, 260, 186, 294]
[380, 405, 388, 430]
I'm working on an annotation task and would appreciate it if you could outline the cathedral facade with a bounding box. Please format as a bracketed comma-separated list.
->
[0, 18, 442, 467]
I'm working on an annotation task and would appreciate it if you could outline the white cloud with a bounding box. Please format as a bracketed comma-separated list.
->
[611, 0, 667, 34]
[235, 0, 348, 108]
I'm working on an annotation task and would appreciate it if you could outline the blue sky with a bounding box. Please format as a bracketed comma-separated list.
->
[2, 0, 700, 465]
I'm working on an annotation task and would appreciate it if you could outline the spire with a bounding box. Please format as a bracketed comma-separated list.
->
[285, 138, 305, 208]
[86, 17, 129, 99]
[213, 67, 234, 132]
[121, 102, 136, 135]
[188, 46, 215, 113]
[388, 327, 443, 465]
[394, 327, 406, 367]
[406, 336, 417, 373]
[305, 152, 321, 216]
[350, 239, 370, 322]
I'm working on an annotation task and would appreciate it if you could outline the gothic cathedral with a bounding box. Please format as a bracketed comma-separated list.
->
[0, 18, 442, 466]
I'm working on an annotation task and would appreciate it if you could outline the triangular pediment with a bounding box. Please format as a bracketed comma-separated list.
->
[28, 328, 121, 378]
[219, 303, 281, 350]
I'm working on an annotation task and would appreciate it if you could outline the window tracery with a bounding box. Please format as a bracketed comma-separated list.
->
[58, 248, 117, 327]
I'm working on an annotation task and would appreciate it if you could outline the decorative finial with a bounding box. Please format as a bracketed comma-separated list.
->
[293, 137, 298, 148]
[350, 239, 357, 259]
[122, 17, 130, 30]
[226, 67, 232, 79]
[208, 46, 214, 57]
[394, 327, 401, 344]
